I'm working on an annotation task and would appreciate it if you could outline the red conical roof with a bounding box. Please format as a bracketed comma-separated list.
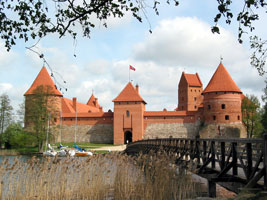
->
[203, 63, 242, 94]
[24, 66, 63, 96]
[113, 82, 146, 104]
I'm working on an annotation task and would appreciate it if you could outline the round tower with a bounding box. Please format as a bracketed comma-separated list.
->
[201, 63, 244, 138]
[24, 67, 63, 127]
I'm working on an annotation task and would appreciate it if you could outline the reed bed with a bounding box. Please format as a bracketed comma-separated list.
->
[0, 151, 201, 200]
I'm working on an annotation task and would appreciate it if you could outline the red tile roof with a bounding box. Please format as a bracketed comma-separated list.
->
[62, 97, 101, 114]
[144, 111, 196, 117]
[24, 66, 63, 96]
[62, 112, 113, 118]
[203, 63, 242, 94]
[113, 82, 146, 104]
[87, 94, 101, 109]
[184, 73, 202, 87]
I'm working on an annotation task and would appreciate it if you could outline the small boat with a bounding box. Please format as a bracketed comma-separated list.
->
[74, 144, 93, 156]
[43, 149, 57, 157]
[75, 151, 93, 156]
[43, 144, 57, 156]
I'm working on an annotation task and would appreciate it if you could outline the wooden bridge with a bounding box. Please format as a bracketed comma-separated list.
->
[124, 134, 267, 197]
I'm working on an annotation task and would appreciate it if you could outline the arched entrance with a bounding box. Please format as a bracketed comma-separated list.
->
[124, 131, 132, 144]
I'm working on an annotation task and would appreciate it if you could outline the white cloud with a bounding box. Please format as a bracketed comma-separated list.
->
[133, 17, 247, 68]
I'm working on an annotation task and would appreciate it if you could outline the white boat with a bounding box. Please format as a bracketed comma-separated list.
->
[43, 149, 57, 157]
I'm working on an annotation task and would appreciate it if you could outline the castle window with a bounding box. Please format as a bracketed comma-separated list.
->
[213, 116, 216, 120]
[126, 110, 130, 117]
[194, 106, 197, 109]
[194, 97, 197, 101]
[191, 89, 192, 92]
[54, 118, 57, 122]
[238, 115, 240, 120]
[195, 89, 196, 92]
[208, 105, 211, 110]
[221, 104, 226, 109]
[225, 115, 229, 120]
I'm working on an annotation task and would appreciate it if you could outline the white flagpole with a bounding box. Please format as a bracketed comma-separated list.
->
[129, 66, 130, 82]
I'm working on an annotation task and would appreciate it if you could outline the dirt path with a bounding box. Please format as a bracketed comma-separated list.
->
[93, 145, 127, 152]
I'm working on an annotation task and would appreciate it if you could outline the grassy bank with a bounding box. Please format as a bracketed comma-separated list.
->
[0, 143, 116, 156]
[0, 151, 202, 200]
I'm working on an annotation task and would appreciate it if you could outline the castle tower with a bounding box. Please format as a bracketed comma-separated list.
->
[24, 67, 63, 127]
[202, 63, 244, 137]
[113, 83, 146, 145]
[177, 72, 203, 111]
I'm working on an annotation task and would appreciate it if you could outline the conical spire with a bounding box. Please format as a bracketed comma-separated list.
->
[24, 66, 63, 96]
[203, 63, 242, 94]
[113, 82, 146, 104]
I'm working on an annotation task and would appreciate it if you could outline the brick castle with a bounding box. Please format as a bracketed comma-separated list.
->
[24, 63, 246, 144]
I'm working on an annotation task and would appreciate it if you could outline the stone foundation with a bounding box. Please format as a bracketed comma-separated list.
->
[55, 124, 113, 144]
[199, 123, 246, 138]
[144, 123, 200, 139]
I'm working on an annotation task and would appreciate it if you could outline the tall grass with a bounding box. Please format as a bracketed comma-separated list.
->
[0, 151, 201, 199]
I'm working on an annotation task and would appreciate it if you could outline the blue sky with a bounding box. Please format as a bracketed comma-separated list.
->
[0, 0, 266, 115]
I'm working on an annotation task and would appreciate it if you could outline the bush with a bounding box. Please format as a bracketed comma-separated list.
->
[1, 123, 37, 148]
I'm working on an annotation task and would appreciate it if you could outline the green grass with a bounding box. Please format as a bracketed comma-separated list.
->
[54, 142, 115, 149]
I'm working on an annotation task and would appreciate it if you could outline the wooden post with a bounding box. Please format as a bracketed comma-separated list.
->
[221, 142, 225, 170]
[203, 141, 207, 163]
[264, 133, 267, 190]
[211, 141, 215, 169]
[232, 142, 238, 176]
[208, 180, 216, 198]
[246, 142, 252, 180]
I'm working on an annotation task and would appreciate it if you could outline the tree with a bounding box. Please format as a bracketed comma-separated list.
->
[242, 94, 263, 138]
[16, 99, 25, 127]
[25, 85, 57, 152]
[0, 1, 266, 58]
[0, 93, 13, 134]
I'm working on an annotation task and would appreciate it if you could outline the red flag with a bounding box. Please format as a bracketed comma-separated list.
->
[129, 65, 136, 71]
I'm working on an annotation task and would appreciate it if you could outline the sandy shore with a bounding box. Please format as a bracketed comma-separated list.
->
[93, 145, 127, 152]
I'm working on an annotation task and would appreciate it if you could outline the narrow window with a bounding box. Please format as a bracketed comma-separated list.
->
[238, 115, 240, 120]
[225, 115, 229, 120]
[208, 105, 211, 110]
[126, 110, 130, 117]
[213, 116, 216, 120]
[221, 104, 226, 109]
[194, 106, 197, 109]
[194, 97, 197, 101]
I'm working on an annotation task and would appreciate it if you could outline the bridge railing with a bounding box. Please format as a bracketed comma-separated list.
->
[126, 135, 267, 190]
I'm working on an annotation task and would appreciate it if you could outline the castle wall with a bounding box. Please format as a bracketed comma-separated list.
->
[144, 114, 200, 139]
[144, 122, 199, 139]
[56, 124, 113, 144]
